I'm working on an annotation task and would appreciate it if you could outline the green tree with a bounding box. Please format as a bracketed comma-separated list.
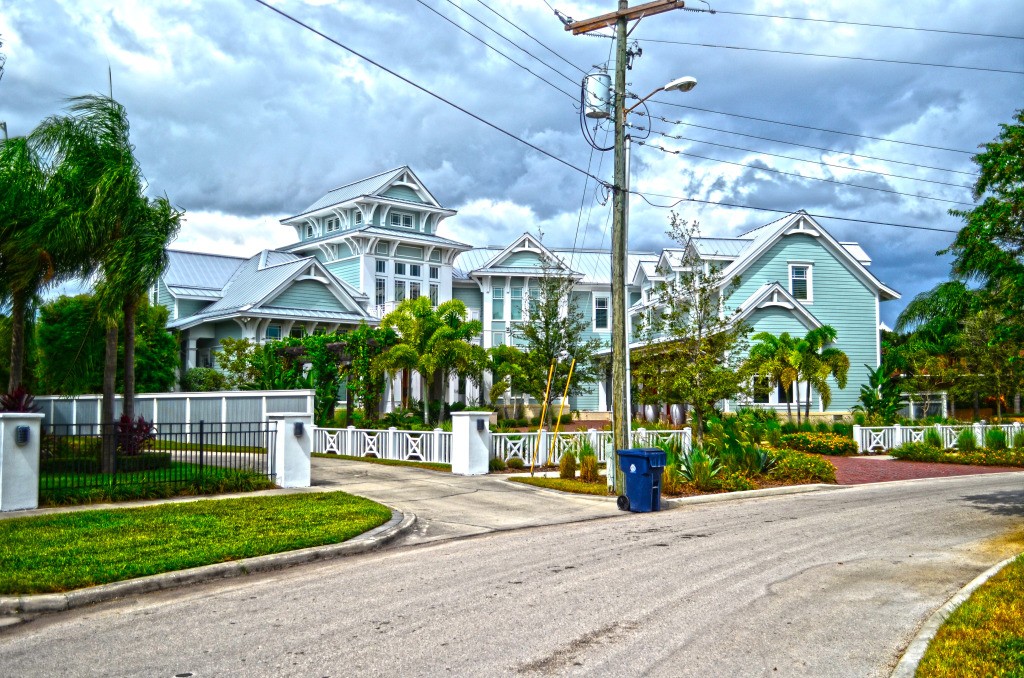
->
[853, 364, 903, 425]
[0, 136, 50, 391]
[342, 323, 399, 422]
[745, 331, 799, 420]
[794, 326, 849, 420]
[509, 265, 603, 426]
[378, 297, 483, 425]
[633, 215, 750, 444]
[216, 338, 258, 389]
[946, 109, 1024, 345]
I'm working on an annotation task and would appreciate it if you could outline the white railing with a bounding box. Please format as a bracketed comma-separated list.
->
[853, 422, 1023, 453]
[491, 428, 691, 466]
[315, 426, 452, 464]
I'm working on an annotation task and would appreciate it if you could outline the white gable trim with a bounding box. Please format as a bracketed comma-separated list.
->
[475, 232, 570, 273]
[734, 282, 822, 331]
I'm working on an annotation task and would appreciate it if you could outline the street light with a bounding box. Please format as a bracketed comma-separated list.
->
[608, 74, 697, 492]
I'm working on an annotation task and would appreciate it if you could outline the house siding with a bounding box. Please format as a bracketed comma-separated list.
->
[502, 251, 544, 268]
[382, 185, 424, 203]
[730, 234, 878, 412]
[157, 281, 174, 315]
[177, 299, 212, 318]
[326, 258, 360, 289]
[268, 280, 345, 311]
[452, 286, 483, 316]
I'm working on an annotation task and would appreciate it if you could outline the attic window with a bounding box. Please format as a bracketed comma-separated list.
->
[325, 217, 339, 233]
[789, 263, 812, 302]
[390, 213, 414, 229]
[305, 224, 315, 238]
[354, 211, 363, 225]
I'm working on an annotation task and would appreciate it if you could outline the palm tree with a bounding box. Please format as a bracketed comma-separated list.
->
[0, 137, 49, 391]
[746, 331, 799, 420]
[378, 297, 483, 425]
[795, 326, 849, 420]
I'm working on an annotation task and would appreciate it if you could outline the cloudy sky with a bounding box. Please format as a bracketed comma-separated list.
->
[2, 0, 1022, 325]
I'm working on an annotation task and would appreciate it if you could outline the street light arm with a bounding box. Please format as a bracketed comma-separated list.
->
[624, 88, 662, 115]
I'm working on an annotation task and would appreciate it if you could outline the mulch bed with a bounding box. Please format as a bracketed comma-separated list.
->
[829, 455, 1024, 485]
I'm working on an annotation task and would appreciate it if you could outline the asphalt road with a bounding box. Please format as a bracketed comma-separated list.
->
[2, 472, 1021, 677]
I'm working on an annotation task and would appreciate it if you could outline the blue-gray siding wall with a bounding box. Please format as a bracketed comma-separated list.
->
[382, 185, 424, 203]
[326, 258, 360, 289]
[269, 280, 346, 311]
[569, 291, 609, 411]
[177, 299, 212, 318]
[502, 251, 544, 267]
[728, 233, 879, 411]
[452, 286, 483, 316]
[157, 281, 174, 315]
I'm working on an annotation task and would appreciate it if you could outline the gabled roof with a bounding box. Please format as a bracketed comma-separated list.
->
[166, 250, 371, 330]
[721, 212, 899, 301]
[164, 250, 246, 293]
[285, 166, 448, 220]
[471, 233, 577, 276]
[452, 247, 655, 284]
[733, 282, 823, 331]
[692, 237, 752, 259]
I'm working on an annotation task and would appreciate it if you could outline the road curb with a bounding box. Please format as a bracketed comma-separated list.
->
[661, 483, 842, 508]
[0, 508, 415, 618]
[890, 554, 1019, 678]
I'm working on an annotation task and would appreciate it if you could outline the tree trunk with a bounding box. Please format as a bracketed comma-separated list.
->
[804, 381, 812, 422]
[7, 289, 27, 392]
[122, 297, 137, 421]
[402, 369, 410, 410]
[101, 322, 119, 474]
[784, 384, 792, 423]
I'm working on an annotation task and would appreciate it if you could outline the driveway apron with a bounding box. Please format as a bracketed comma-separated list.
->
[312, 457, 616, 544]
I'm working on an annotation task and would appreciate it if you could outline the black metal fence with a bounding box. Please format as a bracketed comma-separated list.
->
[40, 420, 277, 502]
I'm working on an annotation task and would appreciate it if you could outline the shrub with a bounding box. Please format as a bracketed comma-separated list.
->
[497, 419, 516, 429]
[767, 449, 836, 484]
[182, 367, 227, 392]
[830, 423, 853, 438]
[780, 432, 857, 456]
[781, 422, 799, 435]
[0, 385, 40, 413]
[985, 428, 1007, 451]
[507, 456, 525, 470]
[679, 447, 721, 491]
[815, 422, 831, 433]
[1014, 431, 1024, 450]
[957, 429, 978, 451]
[716, 471, 756, 492]
[892, 442, 1024, 467]
[924, 428, 944, 449]
[516, 418, 529, 428]
[736, 406, 779, 424]
[720, 445, 777, 475]
[891, 442, 944, 462]
[661, 465, 684, 494]
[579, 454, 600, 483]
[558, 413, 573, 425]
[558, 453, 577, 479]
[116, 414, 156, 456]
[489, 456, 507, 472]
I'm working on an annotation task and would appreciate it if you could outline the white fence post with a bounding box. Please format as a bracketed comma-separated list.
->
[388, 427, 398, 461]
[974, 421, 985, 448]
[433, 428, 442, 463]
[346, 425, 356, 456]
[1013, 422, 1022, 449]
[266, 413, 312, 488]
[853, 425, 863, 453]
[0, 413, 44, 511]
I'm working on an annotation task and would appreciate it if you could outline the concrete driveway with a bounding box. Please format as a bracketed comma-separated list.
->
[312, 456, 618, 544]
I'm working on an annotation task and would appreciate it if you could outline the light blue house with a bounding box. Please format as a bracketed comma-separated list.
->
[156, 167, 898, 417]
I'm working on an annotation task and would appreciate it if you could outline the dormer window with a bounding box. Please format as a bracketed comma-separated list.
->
[305, 224, 315, 238]
[390, 213, 414, 229]
[325, 217, 339, 233]
[354, 211, 363, 225]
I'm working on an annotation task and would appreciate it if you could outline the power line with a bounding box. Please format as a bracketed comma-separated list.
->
[635, 139, 975, 207]
[636, 111, 979, 177]
[250, 0, 604, 185]
[629, 123, 973, 190]
[470, 0, 587, 75]
[714, 10, 1024, 42]
[631, 190, 961, 234]
[436, 0, 581, 87]
[637, 38, 1024, 76]
[649, 99, 977, 155]
[413, 0, 577, 101]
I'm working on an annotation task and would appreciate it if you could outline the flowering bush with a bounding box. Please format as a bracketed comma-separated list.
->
[766, 449, 837, 484]
[780, 432, 857, 456]
[891, 442, 1024, 467]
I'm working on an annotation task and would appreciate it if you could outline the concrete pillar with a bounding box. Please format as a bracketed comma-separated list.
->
[0, 413, 44, 511]
[267, 412, 313, 488]
[852, 424, 862, 454]
[451, 411, 491, 475]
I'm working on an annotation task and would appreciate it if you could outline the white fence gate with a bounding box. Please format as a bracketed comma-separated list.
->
[315, 426, 453, 464]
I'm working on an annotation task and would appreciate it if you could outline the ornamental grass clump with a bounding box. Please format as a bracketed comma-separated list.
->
[985, 428, 1007, 450]
[1014, 431, 1024, 450]
[957, 428, 978, 452]
[507, 456, 525, 470]
[558, 452, 577, 479]
[579, 454, 600, 483]
[489, 456, 507, 472]
[923, 428, 944, 449]
[679, 447, 721, 491]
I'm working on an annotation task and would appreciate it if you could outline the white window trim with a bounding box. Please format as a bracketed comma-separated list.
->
[788, 262, 813, 303]
[593, 295, 610, 331]
[390, 212, 414, 229]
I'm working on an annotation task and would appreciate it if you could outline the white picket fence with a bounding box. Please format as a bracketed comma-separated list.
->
[853, 422, 1023, 453]
[315, 426, 453, 464]
[314, 425, 691, 467]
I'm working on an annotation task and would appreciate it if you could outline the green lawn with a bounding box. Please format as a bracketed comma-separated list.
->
[917, 552, 1024, 677]
[0, 492, 392, 594]
[313, 452, 452, 473]
[509, 476, 613, 496]
[40, 463, 274, 505]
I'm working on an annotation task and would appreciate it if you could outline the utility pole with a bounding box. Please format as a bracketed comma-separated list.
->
[566, 1, 686, 493]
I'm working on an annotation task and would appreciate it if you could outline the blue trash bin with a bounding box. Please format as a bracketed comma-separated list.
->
[616, 448, 667, 512]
